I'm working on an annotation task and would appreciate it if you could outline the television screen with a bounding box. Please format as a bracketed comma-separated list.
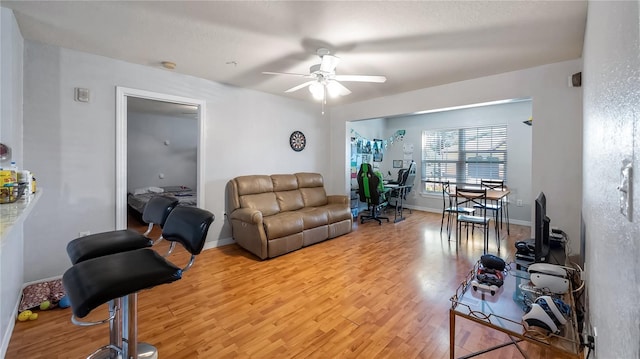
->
[534, 192, 550, 263]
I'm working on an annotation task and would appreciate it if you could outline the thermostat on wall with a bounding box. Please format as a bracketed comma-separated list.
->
[75, 87, 90, 102]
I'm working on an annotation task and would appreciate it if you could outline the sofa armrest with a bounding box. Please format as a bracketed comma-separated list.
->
[229, 208, 268, 259]
[327, 195, 349, 205]
[230, 207, 263, 224]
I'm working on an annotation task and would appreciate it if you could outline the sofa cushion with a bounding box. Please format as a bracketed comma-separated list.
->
[235, 175, 274, 195]
[275, 190, 304, 212]
[239, 192, 280, 217]
[299, 187, 328, 207]
[296, 173, 324, 188]
[263, 212, 304, 239]
[298, 207, 329, 229]
[271, 174, 298, 191]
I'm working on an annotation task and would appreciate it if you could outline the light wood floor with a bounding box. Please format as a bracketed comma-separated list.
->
[7, 210, 564, 358]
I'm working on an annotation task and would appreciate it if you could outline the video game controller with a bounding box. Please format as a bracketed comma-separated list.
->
[471, 262, 505, 296]
[471, 279, 500, 296]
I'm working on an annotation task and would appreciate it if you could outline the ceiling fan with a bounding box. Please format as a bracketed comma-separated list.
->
[263, 48, 386, 101]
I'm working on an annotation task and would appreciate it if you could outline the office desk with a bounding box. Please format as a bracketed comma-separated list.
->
[384, 184, 410, 223]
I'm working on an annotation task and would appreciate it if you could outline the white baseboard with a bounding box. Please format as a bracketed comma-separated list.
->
[203, 237, 235, 251]
[402, 205, 531, 227]
[22, 274, 63, 288]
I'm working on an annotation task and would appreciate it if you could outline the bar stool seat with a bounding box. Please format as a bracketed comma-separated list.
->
[66, 230, 151, 265]
[63, 249, 182, 318]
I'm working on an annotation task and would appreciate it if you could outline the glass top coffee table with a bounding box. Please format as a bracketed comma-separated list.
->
[449, 261, 582, 359]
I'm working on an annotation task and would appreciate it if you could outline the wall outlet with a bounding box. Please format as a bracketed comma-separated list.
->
[516, 199, 523, 207]
[79, 231, 91, 237]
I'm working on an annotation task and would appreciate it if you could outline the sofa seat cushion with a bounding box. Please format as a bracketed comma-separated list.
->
[323, 204, 353, 223]
[263, 212, 304, 239]
[298, 207, 329, 229]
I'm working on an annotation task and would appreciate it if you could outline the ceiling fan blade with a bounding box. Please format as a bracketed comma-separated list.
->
[320, 54, 340, 73]
[262, 71, 310, 77]
[333, 75, 387, 83]
[285, 81, 316, 93]
[330, 80, 352, 96]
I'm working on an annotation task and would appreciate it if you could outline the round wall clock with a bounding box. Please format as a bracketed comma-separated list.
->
[289, 131, 306, 152]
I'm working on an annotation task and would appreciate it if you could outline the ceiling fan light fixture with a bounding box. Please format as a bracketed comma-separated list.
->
[309, 81, 325, 101]
[326, 81, 342, 98]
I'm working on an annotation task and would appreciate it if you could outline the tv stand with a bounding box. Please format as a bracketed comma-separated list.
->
[516, 239, 566, 270]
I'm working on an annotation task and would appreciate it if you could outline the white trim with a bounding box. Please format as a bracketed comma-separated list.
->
[404, 205, 531, 227]
[203, 237, 235, 251]
[115, 87, 206, 229]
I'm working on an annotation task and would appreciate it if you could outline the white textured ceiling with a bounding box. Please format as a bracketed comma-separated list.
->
[2, 1, 587, 104]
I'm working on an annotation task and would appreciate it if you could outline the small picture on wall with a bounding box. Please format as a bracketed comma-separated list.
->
[373, 153, 383, 162]
[393, 160, 403, 168]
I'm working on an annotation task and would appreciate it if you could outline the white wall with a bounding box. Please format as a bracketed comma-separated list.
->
[21, 40, 328, 282]
[0, 7, 24, 357]
[127, 111, 197, 192]
[329, 59, 583, 254]
[350, 101, 533, 222]
[582, 1, 639, 357]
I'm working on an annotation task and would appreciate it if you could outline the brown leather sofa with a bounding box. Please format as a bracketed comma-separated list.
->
[226, 173, 352, 259]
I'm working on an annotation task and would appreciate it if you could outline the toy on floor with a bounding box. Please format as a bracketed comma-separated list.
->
[58, 296, 70, 308]
[17, 310, 37, 321]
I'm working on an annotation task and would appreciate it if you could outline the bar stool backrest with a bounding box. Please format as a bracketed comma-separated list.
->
[162, 206, 214, 257]
[142, 196, 180, 228]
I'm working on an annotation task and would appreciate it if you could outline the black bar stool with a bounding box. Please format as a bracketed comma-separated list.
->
[65, 196, 179, 358]
[63, 206, 214, 359]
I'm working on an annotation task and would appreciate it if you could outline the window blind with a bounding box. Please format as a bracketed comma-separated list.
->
[422, 125, 507, 191]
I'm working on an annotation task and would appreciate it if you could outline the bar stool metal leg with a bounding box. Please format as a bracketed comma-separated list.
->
[122, 293, 158, 359]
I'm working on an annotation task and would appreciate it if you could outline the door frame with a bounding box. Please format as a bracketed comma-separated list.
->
[115, 87, 206, 230]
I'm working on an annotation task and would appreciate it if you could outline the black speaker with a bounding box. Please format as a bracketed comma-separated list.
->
[570, 72, 582, 87]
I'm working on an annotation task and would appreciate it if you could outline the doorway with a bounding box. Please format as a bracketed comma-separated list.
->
[115, 87, 206, 230]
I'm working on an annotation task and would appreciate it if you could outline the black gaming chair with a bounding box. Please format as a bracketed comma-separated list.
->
[357, 163, 389, 225]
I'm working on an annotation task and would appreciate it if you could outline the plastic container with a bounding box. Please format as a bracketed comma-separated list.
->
[17, 170, 32, 196]
[0, 169, 24, 203]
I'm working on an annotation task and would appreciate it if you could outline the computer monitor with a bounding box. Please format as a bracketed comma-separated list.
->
[534, 192, 550, 263]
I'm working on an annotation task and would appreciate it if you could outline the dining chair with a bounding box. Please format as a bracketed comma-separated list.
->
[475, 179, 510, 235]
[440, 181, 475, 239]
[455, 187, 497, 253]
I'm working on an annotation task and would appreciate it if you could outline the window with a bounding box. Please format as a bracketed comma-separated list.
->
[422, 125, 507, 192]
